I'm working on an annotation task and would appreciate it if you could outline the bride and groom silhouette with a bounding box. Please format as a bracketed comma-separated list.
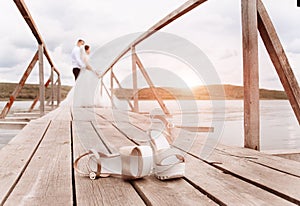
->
[69, 39, 106, 108]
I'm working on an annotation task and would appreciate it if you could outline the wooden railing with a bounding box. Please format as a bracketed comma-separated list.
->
[99, 0, 300, 151]
[1, 0, 299, 151]
[0, 0, 61, 118]
[99, 0, 208, 115]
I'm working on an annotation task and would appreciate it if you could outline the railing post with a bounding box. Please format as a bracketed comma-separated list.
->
[38, 44, 45, 116]
[131, 46, 139, 113]
[242, 0, 260, 150]
[57, 76, 61, 106]
[51, 67, 54, 108]
[110, 67, 114, 107]
[257, 0, 300, 124]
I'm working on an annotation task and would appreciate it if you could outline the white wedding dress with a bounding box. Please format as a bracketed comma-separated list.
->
[62, 50, 110, 108]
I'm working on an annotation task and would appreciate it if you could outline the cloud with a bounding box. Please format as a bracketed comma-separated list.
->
[0, 0, 300, 90]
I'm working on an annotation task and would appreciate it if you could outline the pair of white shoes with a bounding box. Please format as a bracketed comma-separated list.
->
[74, 128, 185, 180]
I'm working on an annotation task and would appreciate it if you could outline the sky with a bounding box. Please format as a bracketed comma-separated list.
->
[0, 0, 300, 90]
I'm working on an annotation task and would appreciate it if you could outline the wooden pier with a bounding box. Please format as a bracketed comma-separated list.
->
[1, 0, 300, 204]
[0, 106, 299, 205]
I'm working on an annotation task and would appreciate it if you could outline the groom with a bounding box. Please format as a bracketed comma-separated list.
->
[71, 39, 85, 80]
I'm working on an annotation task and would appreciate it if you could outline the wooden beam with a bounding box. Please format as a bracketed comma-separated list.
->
[51, 67, 54, 108]
[38, 44, 45, 116]
[57, 77, 61, 106]
[257, 0, 300, 124]
[242, 0, 260, 150]
[13, 0, 59, 76]
[102, 82, 116, 109]
[0, 51, 38, 119]
[110, 68, 114, 108]
[134, 53, 170, 115]
[13, 0, 42, 44]
[131, 47, 139, 112]
[100, 0, 207, 78]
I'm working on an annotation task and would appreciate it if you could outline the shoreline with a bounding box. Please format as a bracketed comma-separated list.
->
[0, 83, 287, 101]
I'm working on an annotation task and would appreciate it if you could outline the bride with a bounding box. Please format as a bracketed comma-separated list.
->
[63, 45, 109, 108]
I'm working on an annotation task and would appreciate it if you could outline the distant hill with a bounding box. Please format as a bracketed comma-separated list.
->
[114, 84, 287, 100]
[0, 83, 286, 101]
[0, 82, 71, 101]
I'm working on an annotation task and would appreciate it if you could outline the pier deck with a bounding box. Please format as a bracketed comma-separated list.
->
[0, 106, 300, 206]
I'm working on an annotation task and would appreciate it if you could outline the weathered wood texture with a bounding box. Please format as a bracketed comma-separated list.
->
[0, 120, 51, 204]
[4, 120, 73, 205]
[118, 109, 300, 205]
[132, 47, 139, 113]
[257, 0, 300, 124]
[72, 121, 146, 205]
[242, 0, 260, 150]
[38, 44, 45, 116]
[91, 111, 215, 206]
[134, 53, 170, 115]
[1, 107, 300, 205]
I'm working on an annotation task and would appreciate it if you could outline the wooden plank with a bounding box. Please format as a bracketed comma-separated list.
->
[73, 121, 108, 153]
[100, 0, 208, 78]
[0, 51, 38, 119]
[72, 121, 145, 206]
[92, 108, 290, 205]
[0, 118, 30, 122]
[207, 150, 300, 204]
[54, 107, 72, 121]
[171, 125, 300, 177]
[132, 47, 139, 112]
[38, 44, 45, 116]
[173, 129, 300, 204]
[184, 155, 295, 205]
[0, 120, 51, 204]
[132, 176, 217, 206]
[4, 120, 72, 205]
[215, 145, 300, 178]
[91, 111, 216, 205]
[72, 107, 97, 121]
[124, 110, 214, 134]
[275, 153, 300, 163]
[0, 122, 27, 130]
[135, 54, 170, 115]
[257, 0, 300, 124]
[242, 0, 260, 150]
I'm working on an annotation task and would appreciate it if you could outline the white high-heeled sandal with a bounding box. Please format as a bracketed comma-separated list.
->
[148, 129, 185, 180]
[74, 145, 153, 180]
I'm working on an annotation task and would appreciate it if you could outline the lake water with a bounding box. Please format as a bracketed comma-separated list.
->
[0, 101, 33, 149]
[0, 100, 299, 152]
